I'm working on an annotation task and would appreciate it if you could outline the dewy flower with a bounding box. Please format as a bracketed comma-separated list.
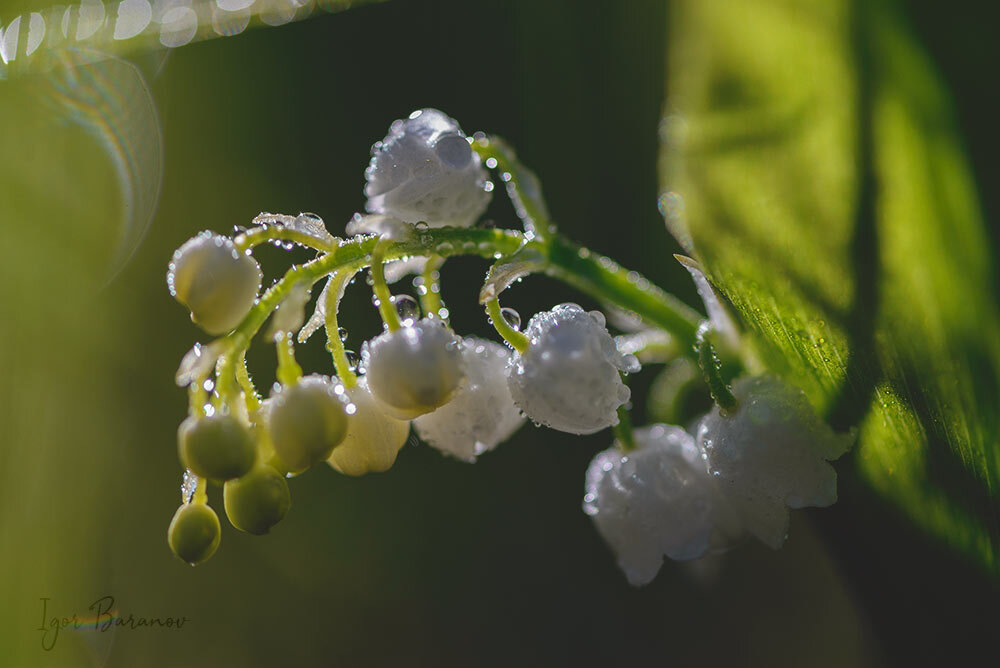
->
[584, 425, 741, 586]
[696, 376, 854, 549]
[167, 232, 263, 335]
[361, 317, 466, 420]
[326, 376, 411, 476]
[364, 108, 492, 227]
[413, 337, 525, 462]
[506, 303, 638, 435]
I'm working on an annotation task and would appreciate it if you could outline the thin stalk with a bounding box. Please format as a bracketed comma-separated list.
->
[324, 269, 359, 388]
[370, 237, 402, 332]
[486, 297, 529, 353]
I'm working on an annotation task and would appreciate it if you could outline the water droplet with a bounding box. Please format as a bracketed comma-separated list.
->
[392, 294, 420, 323]
[415, 222, 429, 231]
[485, 157, 498, 169]
[500, 307, 521, 331]
[345, 350, 359, 371]
[181, 470, 198, 504]
[338, 327, 349, 341]
[436, 242, 454, 254]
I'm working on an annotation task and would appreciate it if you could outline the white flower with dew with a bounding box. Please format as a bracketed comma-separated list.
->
[365, 108, 491, 228]
[414, 338, 525, 462]
[584, 424, 741, 586]
[361, 317, 466, 420]
[696, 376, 854, 549]
[506, 303, 639, 435]
[167, 232, 262, 335]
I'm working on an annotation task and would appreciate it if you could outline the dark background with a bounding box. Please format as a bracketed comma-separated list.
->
[0, 0, 997, 666]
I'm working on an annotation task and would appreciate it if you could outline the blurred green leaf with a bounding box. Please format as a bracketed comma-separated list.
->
[661, 0, 1000, 573]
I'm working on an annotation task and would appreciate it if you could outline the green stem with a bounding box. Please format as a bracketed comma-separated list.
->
[235, 352, 261, 416]
[275, 332, 303, 386]
[614, 397, 637, 452]
[193, 475, 208, 505]
[545, 236, 702, 351]
[324, 270, 359, 388]
[485, 297, 530, 353]
[696, 323, 737, 411]
[419, 254, 447, 319]
[370, 237, 402, 332]
[472, 136, 552, 241]
[211, 225, 703, 397]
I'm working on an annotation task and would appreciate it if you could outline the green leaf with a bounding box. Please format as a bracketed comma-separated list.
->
[660, 0, 1000, 573]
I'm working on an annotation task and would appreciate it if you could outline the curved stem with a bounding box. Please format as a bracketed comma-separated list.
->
[211, 226, 703, 399]
[614, 398, 637, 452]
[486, 297, 530, 353]
[275, 332, 303, 386]
[473, 136, 552, 241]
[370, 237, 402, 332]
[545, 236, 701, 351]
[696, 323, 737, 411]
[324, 269, 359, 389]
[419, 254, 447, 320]
[235, 352, 261, 415]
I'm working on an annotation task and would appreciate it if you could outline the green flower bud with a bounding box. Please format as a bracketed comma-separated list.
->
[327, 377, 410, 476]
[167, 502, 221, 566]
[167, 232, 263, 335]
[178, 414, 257, 482]
[268, 376, 349, 472]
[223, 464, 291, 535]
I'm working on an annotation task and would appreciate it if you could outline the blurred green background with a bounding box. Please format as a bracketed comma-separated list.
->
[0, 0, 997, 666]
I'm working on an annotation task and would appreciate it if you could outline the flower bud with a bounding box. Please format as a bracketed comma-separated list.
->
[223, 464, 291, 535]
[268, 376, 349, 472]
[167, 502, 221, 566]
[361, 318, 465, 420]
[414, 338, 524, 462]
[507, 303, 638, 435]
[696, 376, 854, 549]
[327, 377, 410, 476]
[584, 425, 741, 585]
[365, 108, 491, 227]
[178, 414, 257, 482]
[167, 232, 263, 335]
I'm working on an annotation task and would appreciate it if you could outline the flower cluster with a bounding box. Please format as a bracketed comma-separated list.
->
[163, 108, 853, 584]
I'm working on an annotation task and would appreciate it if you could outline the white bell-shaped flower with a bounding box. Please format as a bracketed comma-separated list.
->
[361, 318, 466, 420]
[167, 232, 262, 335]
[327, 377, 411, 476]
[365, 108, 491, 227]
[506, 303, 638, 435]
[584, 425, 740, 586]
[696, 376, 854, 549]
[413, 338, 525, 462]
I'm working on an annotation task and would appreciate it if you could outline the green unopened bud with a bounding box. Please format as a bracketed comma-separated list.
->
[167, 232, 263, 335]
[167, 502, 221, 566]
[223, 464, 291, 535]
[178, 414, 257, 482]
[268, 376, 348, 472]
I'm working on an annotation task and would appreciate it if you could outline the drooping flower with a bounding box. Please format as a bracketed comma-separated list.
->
[507, 303, 638, 435]
[696, 376, 854, 549]
[584, 424, 741, 586]
[361, 318, 466, 420]
[414, 338, 525, 462]
[167, 232, 262, 335]
[365, 108, 491, 228]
